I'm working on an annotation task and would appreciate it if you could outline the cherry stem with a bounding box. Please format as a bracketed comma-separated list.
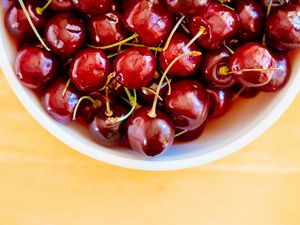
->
[122, 43, 163, 52]
[36, 0, 52, 15]
[223, 41, 235, 55]
[263, 0, 273, 45]
[17, 0, 50, 51]
[62, 79, 71, 97]
[87, 33, 138, 50]
[105, 87, 113, 117]
[72, 96, 102, 121]
[228, 67, 284, 75]
[184, 26, 207, 50]
[124, 87, 135, 106]
[174, 130, 188, 138]
[99, 72, 116, 91]
[107, 50, 125, 59]
[106, 89, 137, 125]
[165, 75, 172, 95]
[148, 51, 202, 118]
[144, 87, 163, 101]
[232, 86, 246, 101]
[162, 15, 186, 51]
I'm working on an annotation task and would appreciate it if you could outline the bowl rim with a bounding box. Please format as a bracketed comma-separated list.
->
[1, 31, 300, 171]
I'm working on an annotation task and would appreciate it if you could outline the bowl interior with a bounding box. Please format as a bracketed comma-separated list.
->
[1, 6, 300, 170]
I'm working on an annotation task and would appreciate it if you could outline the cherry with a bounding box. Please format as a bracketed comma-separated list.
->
[259, 0, 289, 8]
[164, 80, 209, 130]
[229, 42, 276, 87]
[259, 53, 291, 92]
[14, 46, 57, 89]
[175, 123, 205, 142]
[113, 47, 156, 89]
[69, 48, 111, 93]
[72, 0, 112, 15]
[159, 32, 202, 77]
[189, 2, 240, 49]
[206, 87, 233, 118]
[127, 107, 175, 157]
[49, 0, 74, 11]
[201, 48, 235, 88]
[165, 0, 210, 15]
[266, 4, 300, 51]
[122, 0, 174, 46]
[89, 105, 128, 147]
[110, 0, 122, 13]
[88, 12, 127, 47]
[122, 0, 138, 11]
[44, 13, 86, 57]
[41, 77, 80, 124]
[236, 0, 265, 41]
[5, 2, 47, 40]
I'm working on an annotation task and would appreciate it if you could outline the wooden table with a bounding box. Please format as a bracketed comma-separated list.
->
[1, 71, 300, 225]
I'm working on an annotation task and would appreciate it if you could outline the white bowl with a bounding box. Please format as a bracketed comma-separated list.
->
[1, 8, 300, 171]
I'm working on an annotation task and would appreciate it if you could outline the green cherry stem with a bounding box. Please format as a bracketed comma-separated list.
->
[223, 41, 235, 55]
[122, 43, 163, 52]
[184, 26, 206, 50]
[148, 51, 202, 118]
[174, 130, 188, 138]
[17, 0, 50, 51]
[62, 79, 71, 97]
[72, 96, 102, 121]
[263, 0, 273, 45]
[36, 0, 52, 15]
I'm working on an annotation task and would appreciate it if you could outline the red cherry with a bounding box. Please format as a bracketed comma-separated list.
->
[206, 87, 233, 118]
[14, 46, 57, 89]
[41, 77, 80, 124]
[175, 123, 206, 142]
[159, 32, 202, 77]
[69, 48, 111, 93]
[164, 80, 209, 130]
[165, 0, 210, 15]
[5, 2, 47, 40]
[189, 2, 240, 49]
[127, 107, 175, 157]
[72, 0, 112, 14]
[88, 12, 127, 47]
[122, 0, 174, 46]
[49, 0, 74, 11]
[229, 42, 275, 87]
[44, 13, 86, 57]
[113, 47, 156, 89]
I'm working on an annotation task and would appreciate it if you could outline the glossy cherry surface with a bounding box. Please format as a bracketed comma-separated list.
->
[88, 12, 127, 46]
[122, 0, 174, 46]
[164, 80, 209, 130]
[127, 107, 175, 157]
[69, 48, 111, 93]
[159, 32, 202, 77]
[113, 47, 156, 89]
[49, 0, 74, 11]
[229, 42, 275, 87]
[72, 0, 112, 14]
[189, 2, 240, 49]
[41, 77, 80, 124]
[15, 46, 57, 89]
[266, 4, 300, 51]
[5, 2, 47, 39]
[44, 13, 86, 57]
[165, 0, 210, 15]
[201, 48, 235, 88]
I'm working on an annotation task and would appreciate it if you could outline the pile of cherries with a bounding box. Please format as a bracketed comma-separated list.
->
[3, 0, 300, 157]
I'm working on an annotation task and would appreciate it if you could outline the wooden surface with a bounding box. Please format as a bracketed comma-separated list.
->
[1, 71, 300, 225]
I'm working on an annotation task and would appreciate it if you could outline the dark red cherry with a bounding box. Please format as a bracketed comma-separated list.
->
[164, 80, 209, 130]
[122, 0, 174, 46]
[122, 0, 138, 11]
[165, 0, 210, 15]
[231, 83, 259, 99]
[291, 0, 300, 5]
[88, 12, 127, 46]
[259, 53, 291, 92]
[175, 123, 205, 142]
[259, 0, 289, 8]
[236, 0, 265, 41]
[41, 77, 80, 124]
[45, 13, 86, 57]
[201, 48, 235, 88]
[229, 42, 275, 87]
[5, 2, 47, 40]
[266, 4, 300, 51]
[206, 87, 233, 118]
[72, 0, 112, 14]
[89, 105, 127, 147]
[49, 0, 74, 11]
[159, 32, 202, 77]
[127, 107, 175, 157]
[113, 47, 156, 89]
[69, 48, 111, 92]
[14, 46, 57, 89]
[189, 2, 240, 49]
[110, 0, 122, 12]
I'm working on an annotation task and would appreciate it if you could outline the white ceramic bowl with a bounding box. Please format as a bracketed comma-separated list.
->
[1, 8, 300, 171]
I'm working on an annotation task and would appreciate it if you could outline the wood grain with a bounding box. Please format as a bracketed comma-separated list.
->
[1, 71, 300, 225]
